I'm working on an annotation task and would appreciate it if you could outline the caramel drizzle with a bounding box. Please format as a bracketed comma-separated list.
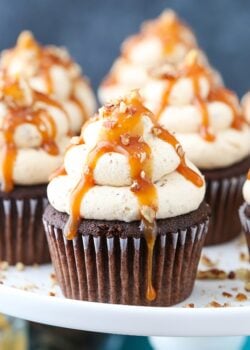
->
[103, 13, 195, 88]
[247, 170, 250, 180]
[8, 32, 88, 123]
[123, 12, 194, 59]
[40, 52, 88, 124]
[156, 52, 244, 142]
[62, 94, 203, 301]
[0, 85, 60, 192]
[70, 92, 88, 123]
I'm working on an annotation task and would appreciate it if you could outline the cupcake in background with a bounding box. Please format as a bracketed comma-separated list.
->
[43, 91, 210, 306]
[239, 171, 250, 258]
[0, 77, 71, 264]
[98, 10, 222, 104]
[0, 31, 96, 134]
[140, 50, 250, 245]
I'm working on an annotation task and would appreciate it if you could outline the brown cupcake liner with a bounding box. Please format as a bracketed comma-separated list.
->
[204, 175, 245, 246]
[44, 218, 209, 306]
[239, 203, 250, 257]
[0, 195, 50, 265]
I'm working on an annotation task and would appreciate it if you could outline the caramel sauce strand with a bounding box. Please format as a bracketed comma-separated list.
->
[0, 86, 60, 192]
[155, 127, 203, 187]
[70, 92, 88, 123]
[64, 142, 129, 240]
[123, 13, 194, 59]
[38, 48, 72, 95]
[156, 53, 216, 142]
[156, 79, 176, 120]
[141, 219, 157, 301]
[156, 53, 244, 142]
[1, 141, 16, 193]
[209, 87, 245, 130]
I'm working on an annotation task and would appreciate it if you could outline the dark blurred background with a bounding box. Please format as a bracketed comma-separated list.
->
[0, 0, 249, 96]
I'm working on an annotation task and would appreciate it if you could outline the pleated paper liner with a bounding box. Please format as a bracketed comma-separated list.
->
[44, 214, 209, 306]
[0, 185, 51, 265]
[205, 175, 246, 246]
[239, 203, 250, 260]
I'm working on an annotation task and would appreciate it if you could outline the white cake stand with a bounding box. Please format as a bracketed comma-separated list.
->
[0, 237, 249, 349]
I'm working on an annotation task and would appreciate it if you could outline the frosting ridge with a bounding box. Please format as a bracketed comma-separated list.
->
[0, 31, 96, 134]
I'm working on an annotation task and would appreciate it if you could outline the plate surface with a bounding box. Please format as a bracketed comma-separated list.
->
[0, 237, 250, 336]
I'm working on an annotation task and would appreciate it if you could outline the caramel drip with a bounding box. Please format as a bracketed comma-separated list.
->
[0, 84, 61, 192]
[49, 164, 67, 181]
[1, 107, 58, 192]
[64, 95, 203, 301]
[156, 52, 243, 142]
[9, 32, 80, 104]
[70, 93, 88, 123]
[123, 13, 194, 59]
[155, 127, 203, 187]
[155, 79, 176, 120]
[156, 56, 215, 141]
[192, 74, 215, 142]
[39, 50, 72, 95]
[144, 15, 192, 55]
[141, 219, 157, 301]
[208, 87, 245, 130]
[247, 170, 250, 180]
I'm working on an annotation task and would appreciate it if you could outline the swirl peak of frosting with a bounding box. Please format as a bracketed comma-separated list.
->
[122, 9, 196, 63]
[98, 10, 222, 105]
[0, 76, 71, 191]
[0, 31, 97, 134]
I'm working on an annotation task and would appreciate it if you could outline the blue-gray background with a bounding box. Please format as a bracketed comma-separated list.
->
[0, 0, 249, 97]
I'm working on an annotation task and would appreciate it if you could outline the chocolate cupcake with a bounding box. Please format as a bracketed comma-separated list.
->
[139, 50, 250, 245]
[239, 171, 250, 255]
[98, 10, 221, 104]
[0, 78, 72, 264]
[0, 31, 96, 135]
[43, 92, 210, 306]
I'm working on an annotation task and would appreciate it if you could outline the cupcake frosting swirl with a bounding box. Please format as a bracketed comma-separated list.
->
[0, 78, 71, 191]
[0, 31, 96, 134]
[99, 10, 221, 104]
[99, 10, 197, 103]
[141, 51, 250, 169]
[48, 91, 205, 224]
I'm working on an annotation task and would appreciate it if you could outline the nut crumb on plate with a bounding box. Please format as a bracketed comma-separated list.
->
[235, 293, 248, 302]
[0, 261, 9, 271]
[197, 269, 227, 280]
[244, 282, 250, 292]
[200, 255, 218, 267]
[183, 303, 195, 308]
[222, 291, 232, 298]
[16, 262, 25, 271]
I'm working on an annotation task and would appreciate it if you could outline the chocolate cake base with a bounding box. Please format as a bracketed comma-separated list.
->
[43, 202, 210, 306]
[202, 156, 250, 246]
[239, 203, 250, 260]
[0, 184, 50, 265]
